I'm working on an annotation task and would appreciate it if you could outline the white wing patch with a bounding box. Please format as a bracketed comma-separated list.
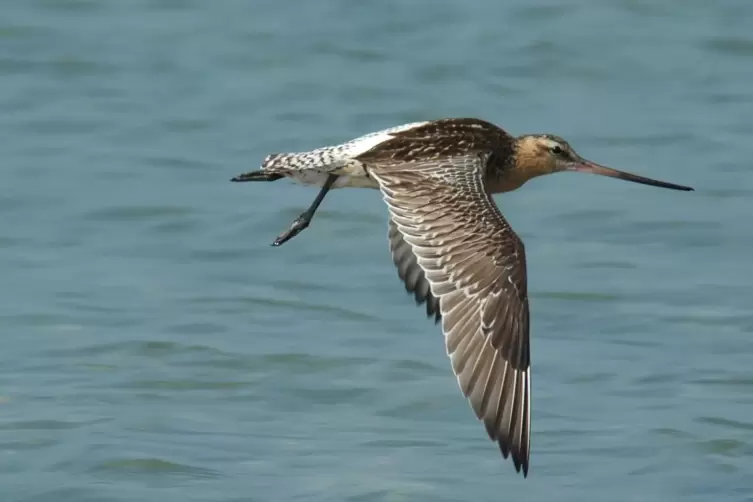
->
[337, 121, 429, 158]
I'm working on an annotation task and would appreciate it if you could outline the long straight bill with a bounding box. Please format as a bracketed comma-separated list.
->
[569, 160, 694, 191]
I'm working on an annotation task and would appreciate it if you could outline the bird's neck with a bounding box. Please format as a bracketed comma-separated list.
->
[488, 175, 527, 193]
[485, 153, 533, 193]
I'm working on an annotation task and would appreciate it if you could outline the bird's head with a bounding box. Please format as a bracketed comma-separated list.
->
[510, 134, 694, 191]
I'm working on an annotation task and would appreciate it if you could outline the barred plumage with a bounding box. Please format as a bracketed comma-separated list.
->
[231, 117, 694, 477]
[234, 121, 429, 189]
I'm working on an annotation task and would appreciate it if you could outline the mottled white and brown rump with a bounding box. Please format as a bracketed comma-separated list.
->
[370, 151, 532, 476]
[253, 117, 518, 189]
[256, 121, 429, 189]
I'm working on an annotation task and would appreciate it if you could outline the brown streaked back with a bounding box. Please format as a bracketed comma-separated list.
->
[355, 117, 516, 166]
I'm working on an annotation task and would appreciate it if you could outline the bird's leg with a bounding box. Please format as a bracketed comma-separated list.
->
[272, 174, 338, 247]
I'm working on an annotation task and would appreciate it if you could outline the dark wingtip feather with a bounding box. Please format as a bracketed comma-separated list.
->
[499, 440, 509, 458]
[499, 439, 529, 478]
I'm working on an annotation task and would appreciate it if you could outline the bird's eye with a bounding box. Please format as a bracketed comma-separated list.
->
[551, 145, 563, 155]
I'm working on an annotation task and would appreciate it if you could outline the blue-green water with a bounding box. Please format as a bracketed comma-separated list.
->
[2, 1, 753, 500]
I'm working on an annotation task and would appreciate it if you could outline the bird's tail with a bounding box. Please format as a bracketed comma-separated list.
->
[230, 170, 284, 182]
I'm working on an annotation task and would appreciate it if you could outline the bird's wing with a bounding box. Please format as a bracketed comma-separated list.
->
[387, 217, 441, 323]
[370, 152, 531, 476]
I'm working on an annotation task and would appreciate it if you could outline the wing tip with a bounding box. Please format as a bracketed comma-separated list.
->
[499, 439, 529, 478]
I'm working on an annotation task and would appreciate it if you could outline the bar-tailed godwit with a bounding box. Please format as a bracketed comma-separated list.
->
[231, 117, 694, 476]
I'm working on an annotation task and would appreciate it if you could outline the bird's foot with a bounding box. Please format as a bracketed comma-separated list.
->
[271, 214, 311, 247]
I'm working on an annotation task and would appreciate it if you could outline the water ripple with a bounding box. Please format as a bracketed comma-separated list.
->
[1, 0, 751, 499]
[0, 418, 110, 431]
[91, 458, 221, 479]
[84, 205, 195, 222]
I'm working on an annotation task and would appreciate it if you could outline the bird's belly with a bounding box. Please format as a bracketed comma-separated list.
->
[286, 170, 379, 189]
[337, 176, 380, 189]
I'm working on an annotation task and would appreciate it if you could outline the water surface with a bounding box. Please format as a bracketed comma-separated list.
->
[1, 1, 753, 501]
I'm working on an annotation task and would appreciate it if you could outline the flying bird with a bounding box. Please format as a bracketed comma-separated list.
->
[231, 117, 694, 477]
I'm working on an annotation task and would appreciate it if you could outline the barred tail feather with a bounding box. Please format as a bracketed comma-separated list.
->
[230, 153, 291, 182]
[230, 170, 283, 182]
